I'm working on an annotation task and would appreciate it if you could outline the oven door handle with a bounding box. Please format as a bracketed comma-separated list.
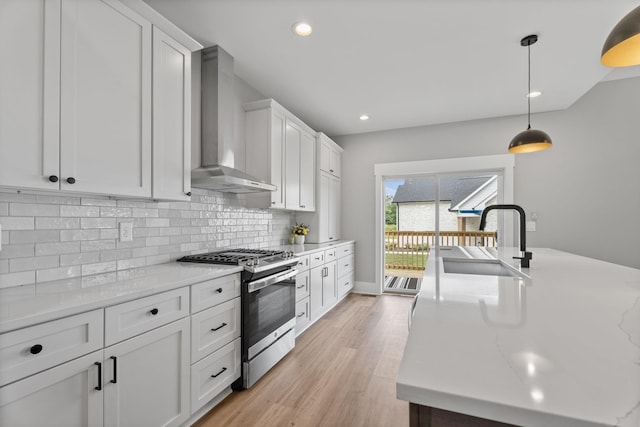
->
[247, 269, 298, 293]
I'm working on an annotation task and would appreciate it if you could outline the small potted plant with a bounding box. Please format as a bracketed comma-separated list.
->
[292, 223, 309, 245]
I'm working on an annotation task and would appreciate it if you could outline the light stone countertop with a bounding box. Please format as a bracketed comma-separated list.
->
[396, 246, 640, 427]
[0, 263, 243, 333]
[0, 241, 355, 334]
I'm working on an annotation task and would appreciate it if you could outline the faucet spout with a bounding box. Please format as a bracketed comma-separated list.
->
[479, 204, 532, 268]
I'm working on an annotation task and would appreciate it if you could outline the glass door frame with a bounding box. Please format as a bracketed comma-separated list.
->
[374, 154, 515, 295]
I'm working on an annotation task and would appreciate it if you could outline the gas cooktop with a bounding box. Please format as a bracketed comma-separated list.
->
[178, 248, 298, 274]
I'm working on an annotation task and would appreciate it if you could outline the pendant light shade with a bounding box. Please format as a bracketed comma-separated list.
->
[508, 34, 552, 154]
[601, 5, 640, 67]
[508, 128, 552, 154]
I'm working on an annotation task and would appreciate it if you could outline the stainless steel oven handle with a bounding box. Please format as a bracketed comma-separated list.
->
[247, 269, 298, 293]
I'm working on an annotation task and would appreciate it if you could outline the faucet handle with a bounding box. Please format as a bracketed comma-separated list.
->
[513, 251, 532, 268]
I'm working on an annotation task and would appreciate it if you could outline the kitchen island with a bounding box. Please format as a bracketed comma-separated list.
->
[397, 247, 640, 427]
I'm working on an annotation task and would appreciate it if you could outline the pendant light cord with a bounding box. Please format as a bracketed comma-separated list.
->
[527, 43, 531, 130]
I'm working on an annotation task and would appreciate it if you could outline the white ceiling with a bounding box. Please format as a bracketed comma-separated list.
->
[145, 0, 640, 137]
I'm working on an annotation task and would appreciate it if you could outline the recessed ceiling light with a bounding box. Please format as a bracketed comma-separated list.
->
[527, 90, 542, 98]
[359, 115, 370, 121]
[293, 22, 312, 37]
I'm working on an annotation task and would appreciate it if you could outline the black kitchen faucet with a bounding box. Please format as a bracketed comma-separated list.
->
[479, 204, 532, 268]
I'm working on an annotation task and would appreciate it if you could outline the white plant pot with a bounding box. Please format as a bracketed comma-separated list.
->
[294, 235, 305, 245]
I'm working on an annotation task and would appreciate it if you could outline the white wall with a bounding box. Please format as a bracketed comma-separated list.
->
[335, 77, 640, 285]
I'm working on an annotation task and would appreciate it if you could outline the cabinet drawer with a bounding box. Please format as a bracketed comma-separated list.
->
[295, 297, 311, 335]
[0, 310, 103, 387]
[295, 271, 310, 301]
[295, 254, 310, 271]
[309, 251, 325, 269]
[191, 298, 241, 364]
[191, 273, 241, 313]
[338, 272, 354, 299]
[105, 287, 189, 346]
[190, 337, 241, 414]
[338, 243, 354, 258]
[325, 248, 337, 262]
[337, 254, 355, 278]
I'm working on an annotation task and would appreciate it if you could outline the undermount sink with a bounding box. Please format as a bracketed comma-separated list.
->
[442, 258, 526, 278]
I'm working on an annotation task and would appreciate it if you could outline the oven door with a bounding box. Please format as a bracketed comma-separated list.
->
[245, 268, 297, 359]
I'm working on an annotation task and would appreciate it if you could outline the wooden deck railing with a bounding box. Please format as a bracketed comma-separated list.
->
[385, 230, 498, 270]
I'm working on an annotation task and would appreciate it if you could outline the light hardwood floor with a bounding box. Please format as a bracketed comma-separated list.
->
[194, 293, 413, 427]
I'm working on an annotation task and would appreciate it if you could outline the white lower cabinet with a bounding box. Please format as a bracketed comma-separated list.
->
[190, 337, 240, 413]
[0, 350, 104, 427]
[103, 317, 190, 427]
[309, 258, 337, 322]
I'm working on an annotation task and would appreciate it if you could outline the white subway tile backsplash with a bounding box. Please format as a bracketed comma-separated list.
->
[81, 240, 116, 252]
[1, 188, 294, 287]
[81, 197, 117, 207]
[10, 255, 59, 272]
[36, 241, 81, 256]
[9, 203, 59, 217]
[1, 217, 35, 230]
[100, 207, 132, 217]
[36, 217, 79, 229]
[81, 218, 116, 229]
[132, 208, 159, 217]
[36, 265, 81, 282]
[36, 195, 81, 205]
[100, 248, 133, 262]
[145, 218, 170, 227]
[10, 230, 59, 244]
[0, 271, 36, 288]
[116, 257, 146, 270]
[60, 205, 100, 217]
[82, 261, 116, 276]
[60, 251, 101, 266]
[60, 229, 101, 241]
[0, 244, 35, 260]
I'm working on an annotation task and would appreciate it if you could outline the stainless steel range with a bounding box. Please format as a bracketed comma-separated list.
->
[178, 248, 298, 388]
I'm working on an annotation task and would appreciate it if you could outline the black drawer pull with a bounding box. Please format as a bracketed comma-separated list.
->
[110, 356, 118, 384]
[186, 192, 191, 196]
[215, 288, 223, 294]
[66, 177, 76, 184]
[48, 175, 59, 182]
[150, 308, 159, 315]
[297, 312, 306, 317]
[211, 367, 227, 378]
[211, 322, 227, 332]
[29, 344, 43, 355]
[296, 284, 305, 289]
[95, 362, 102, 390]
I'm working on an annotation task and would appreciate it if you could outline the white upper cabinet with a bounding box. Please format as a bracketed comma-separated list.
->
[152, 27, 191, 201]
[245, 99, 316, 212]
[0, 0, 200, 200]
[0, 0, 61, 191]
[285, 120, 315, 211]
[59, 0, 152, 196]
[318, 132, 342, 178]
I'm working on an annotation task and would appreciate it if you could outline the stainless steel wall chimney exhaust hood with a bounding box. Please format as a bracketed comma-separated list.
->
[191, 46, 276, 193]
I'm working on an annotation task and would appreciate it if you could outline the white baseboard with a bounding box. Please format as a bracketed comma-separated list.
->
[353, 280, 380, 295]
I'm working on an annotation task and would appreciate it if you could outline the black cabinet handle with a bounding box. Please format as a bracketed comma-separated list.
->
[66, 177, 76, 184]
[186, 192, 191, 196]
[300, 205, 305, 208]
[215, 288, 223, 294]
[110, 356, 117, 384]
[95, 362, 102, 390]
[296, 284, 305, 289]
[297, 312, 305, 318]
[211, 367, 227, 378]
[150, 308, 159, 315]
[29, 344, 43, 355]
[48, 175, 59, 182]
[211, 322, 227, 332]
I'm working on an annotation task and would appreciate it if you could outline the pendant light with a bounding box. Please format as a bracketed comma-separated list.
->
[601, 5, 640, 67]
[508, 34, 552, 154]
